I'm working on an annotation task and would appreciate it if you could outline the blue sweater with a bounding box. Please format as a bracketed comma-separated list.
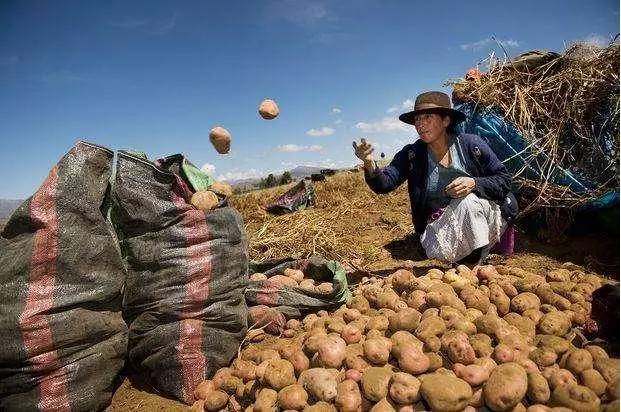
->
[364, 133, 518, 235]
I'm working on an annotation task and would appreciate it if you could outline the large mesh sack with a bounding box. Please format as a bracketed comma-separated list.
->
[112, 151, 248, 404]
[0, 142, 128, 411]
[245, 256, 351, 319]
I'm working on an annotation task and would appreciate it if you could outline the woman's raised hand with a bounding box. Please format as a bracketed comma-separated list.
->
[352, 138, 374, 162]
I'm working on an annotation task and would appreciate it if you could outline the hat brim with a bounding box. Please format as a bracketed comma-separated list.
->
[399, 107, 466, 126]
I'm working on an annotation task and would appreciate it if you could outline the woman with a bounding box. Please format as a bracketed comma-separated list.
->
[353, 91, 517, 264]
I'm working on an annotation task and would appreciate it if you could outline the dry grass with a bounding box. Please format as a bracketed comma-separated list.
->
[230, 172, 413, 267]
[448, 40, 620, 214]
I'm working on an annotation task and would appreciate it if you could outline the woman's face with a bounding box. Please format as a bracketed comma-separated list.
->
[414, 113, 451, 144]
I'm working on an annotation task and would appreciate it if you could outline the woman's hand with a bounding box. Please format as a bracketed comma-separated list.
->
[445, 176, 476, 198]
[352, 138, 374, 162]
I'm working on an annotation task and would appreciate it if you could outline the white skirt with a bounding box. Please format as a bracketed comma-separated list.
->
[420, 193, 507, 263]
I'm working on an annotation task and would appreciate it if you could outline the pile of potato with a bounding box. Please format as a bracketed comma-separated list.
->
[250, 268, 335, 295]
[191, 264, 619, 412]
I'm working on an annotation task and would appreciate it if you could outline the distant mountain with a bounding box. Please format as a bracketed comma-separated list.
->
[0, 199, 22, 220]
[288, 165, 325, 179]
[225, 165, 327, 189]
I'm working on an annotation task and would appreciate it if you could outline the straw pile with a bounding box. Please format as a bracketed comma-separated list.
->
[449, 39, 620, 214]
[230, 172, 412, 266]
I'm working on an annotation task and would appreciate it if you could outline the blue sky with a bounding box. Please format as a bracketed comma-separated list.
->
[1, 0, 618, 198]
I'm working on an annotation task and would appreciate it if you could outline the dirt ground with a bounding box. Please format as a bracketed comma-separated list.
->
[107, 172, 619, 411]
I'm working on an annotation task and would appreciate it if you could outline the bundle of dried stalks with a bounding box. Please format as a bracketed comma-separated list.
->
[448, 40, 619, 214]
[230, 172, 412, 265]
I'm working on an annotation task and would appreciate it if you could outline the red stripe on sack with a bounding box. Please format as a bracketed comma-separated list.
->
[171, 185, 209, 403]
[257, 282, 280, 306]
[18, 166, 71, 412]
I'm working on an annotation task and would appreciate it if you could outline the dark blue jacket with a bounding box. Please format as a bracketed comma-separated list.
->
[364, 133, 518, 235]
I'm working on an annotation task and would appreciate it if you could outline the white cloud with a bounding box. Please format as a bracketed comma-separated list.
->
[334, 118, 343, 125]
[579, 34, 612, 47]
[331, 107, 342, 114]
[306, 127, 335, 137]
[460, 38, 521, 51]
[401, 99, 415, 109]
[355, 117, 408, 133]
[386, 106, 398, 113]
[201, 163, 216, 174]
[217, 168, 269, 182]
[277, 144, 323, 152]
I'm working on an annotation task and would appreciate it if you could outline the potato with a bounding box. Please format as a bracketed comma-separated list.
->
[278, 384, 308, 410]
[367, 315, 390, 332]
[474, 357, 498, 374]
[425, 352, 443, 372]
[370, 398, 396, 412]
[262, 359, 296, 390]
[335, 379, 363, 412]
[268, 275, 298, 287]
[414, 315, 446, 340]
[316, 282, 334, 294]
[527, 372, 550, 404]
[391, 269, 416, 293]
[504, 313, 536, 341]
[298, 368, 339, 402]
[219, 375, 243, 395]
[475, 265, 500, 282]
[303, 401, 337, 412]
[189, 400, 204, 412]
[536, 335, 570, 355]
[493, 343, 515, 364]
[286, 350, 310, 376]
[318, 335, 347, 368]
[523, 309, 544, 324]
[191, 190, 219, 211]
[460, 287, 491, 312]
[420, 374, 472, 412]
[547, 369, 578, 390]
[607, 378, 619, 400]
[594, 357, 620, 384]
[388, 308, 422, 333]
[257, 98, 280, 119]
[538, 312, 571, 336]
[483, 362, 528, 411]
[489, 283, 511, 316]
[454, 363, 490, 386]
[529, 348, 558, 368]
[209, 126, 231, 154]
[344, 355, 370, 373]
[389, 372, 421, 404]
[550, 384, 600, 412]
[343, 308, 362, 323]
[299, 279, 316, 291]
[284, 268, 305, 282]
[580, 369, 607, 396]
[406, 290, 427, 312]
[361, 367, 394, 402]
[511, 293, 541, 313]
[470, 334, 493, 358]
[565, 349, 593, 375]
[364, 338, 392, 365]
[341, 324, 363, 344]
[249, 305, 287, 335]
[213, 368, 235, 389]
[194, 379, 216, 400]
[250, 272, 268, 281]
[447, 338, 476, 365]
[397, 346, 430, 375]
[345, 369, 362, 382]
[390, 331, 423, 358]
[205, 390, 229, 411]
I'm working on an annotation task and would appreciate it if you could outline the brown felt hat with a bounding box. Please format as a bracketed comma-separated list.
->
[398, 91, 466, 125]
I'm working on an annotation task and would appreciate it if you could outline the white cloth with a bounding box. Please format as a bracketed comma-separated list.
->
[420, 193, 507, 263]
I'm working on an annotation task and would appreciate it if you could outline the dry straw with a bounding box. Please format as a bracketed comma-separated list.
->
[448, 39, 619, 215]
[230, 172, 412, 266]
